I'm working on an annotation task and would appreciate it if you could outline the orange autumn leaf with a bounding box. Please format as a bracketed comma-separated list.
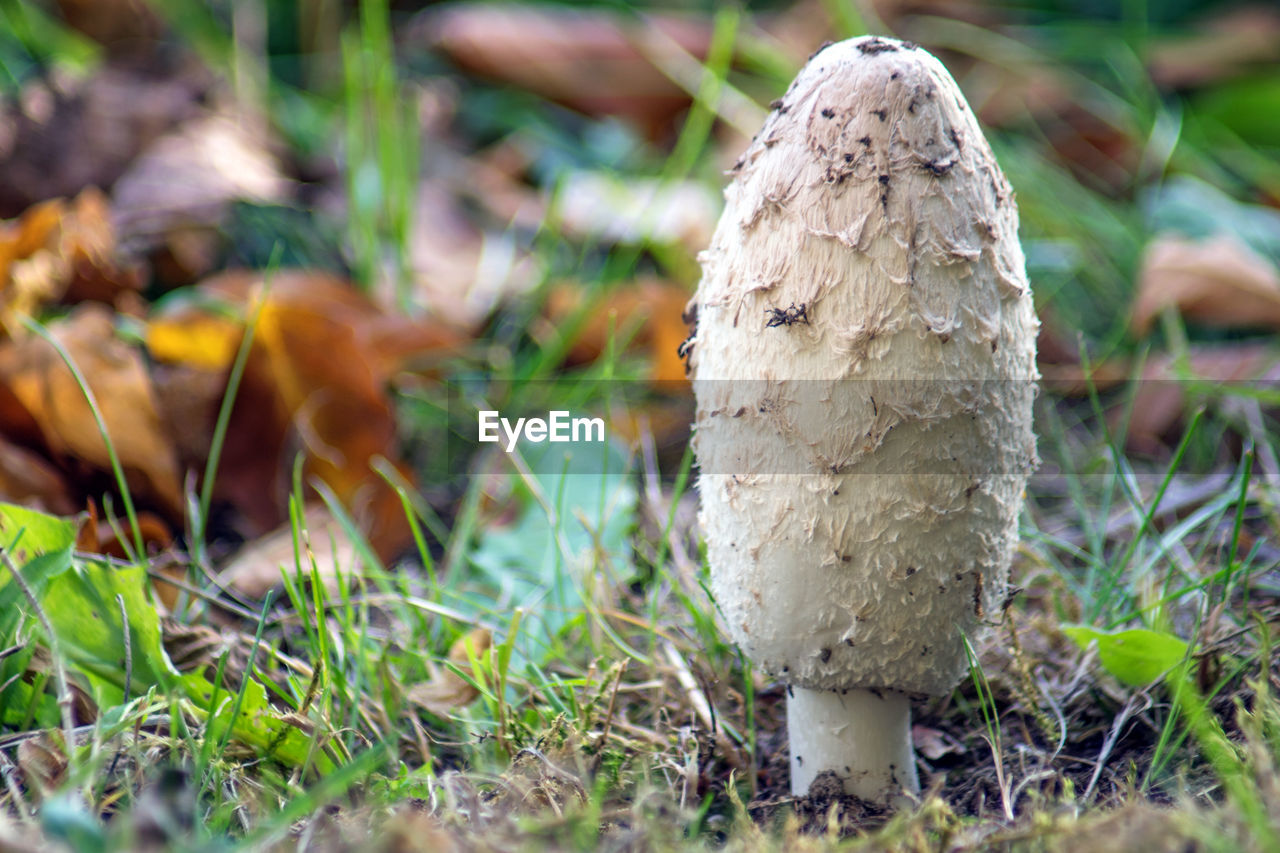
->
[547, 278, 692, 384]
[147, 270, 463, 557]
[0, 304, 183, 517]
[75, 501, 172, 562]
[147, 310, 241, 370]
[0, 188, 143, 336]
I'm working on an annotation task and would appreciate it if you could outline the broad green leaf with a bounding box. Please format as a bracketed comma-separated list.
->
[1063, 625, 1190, 687]
[0, 502, 79, 724]
[179, 673, 336, 773]
[0, 502, 78, 564]
[40, 559, 178, 706]
[0, 502, 78, 635]
[0, 504, 333, 772]
[1193, 74, 1280, 149]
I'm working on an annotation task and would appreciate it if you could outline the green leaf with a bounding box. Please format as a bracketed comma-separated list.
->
[178, 673, 335, 773]
[1063, 625, 1190, 687]
[1193, 74, 1280, 148]
[39, 559, 179, 706]
[0, 501, 78, 564]
[0, 502, 79, 723]
[0, 502, 78, 635]
[0, 504, 332, 772]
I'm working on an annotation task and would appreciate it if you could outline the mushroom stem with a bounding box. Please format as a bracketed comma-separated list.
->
[787, 686, 919, 801]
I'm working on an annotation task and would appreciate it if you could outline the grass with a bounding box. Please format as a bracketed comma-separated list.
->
[2, 0, 1280, 850]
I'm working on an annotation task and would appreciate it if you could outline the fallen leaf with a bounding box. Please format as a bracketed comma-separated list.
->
[215, 504, 362, 599]
[0, 304, 183, 518]
[408, 173, 542, 331]
[1063, 625, 1189, 687]
[556, 171, 719, 253]
[546, 278, 692, 383]
[418, 4, 711, 138]
[407, 628, 491, 717]
[17, 733, 68, 794]
[1132, 235, 1280, 336]
[1123, 344, 1280, 454]
[145, 304, 240, 472]
[912, 724, 965, 761]
[161, 618, 252, 687]
[0, 436, 75, 515]
[112, 110, 291, 283]
[146, 270, 461, 555]
[0, 65, 206, 218]
[19, 646, 98, 725]
[0, 188, 143, 335]
[1147, 6, 1280, 90]
[75, 500, 171, 562]
[55, 0, 163, 51]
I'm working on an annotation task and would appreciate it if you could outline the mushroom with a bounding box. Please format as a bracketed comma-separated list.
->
[686, 36, 1038, 803]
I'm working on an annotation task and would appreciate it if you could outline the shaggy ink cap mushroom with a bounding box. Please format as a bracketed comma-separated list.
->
[688, 35, 1038, 804]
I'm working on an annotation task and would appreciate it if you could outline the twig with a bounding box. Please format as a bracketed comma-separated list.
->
[107, 593, 133, 778]
[0, 748, 32, 821]
[593, 661, 627, 773]
[138, 563, 260, 621]
[1083, 693, 1148, 802]
[0, 545, 77, 764]
[662, 642, 744, 770]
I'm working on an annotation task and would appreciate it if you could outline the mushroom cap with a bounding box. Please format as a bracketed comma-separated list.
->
[689, 36, 1038, 696]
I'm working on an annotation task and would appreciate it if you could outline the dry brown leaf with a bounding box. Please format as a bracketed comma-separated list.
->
[215, 504, 362, 599]
[406, 628, 492, 717]
[408, 176, 542, 331]
[0, 65, 206, 218]
[1132, 235, 1280, 336]
[55, 0, 163, 50]
[1123, 344, 1280, 454]
[16, 734, 68, 795]
[0, 436, 74, 514]
[75, 500, 172, 562]
[546, 278, 692, 384]
[112, 111, 290, 283]
[146, 270, 461, 556]
[1147, 5, 1280, 89]
[161, 618, 253, 686]
[146, 306, 239, 473]
[912, 724, 965, 761]
[418, 4, 710, 138]
[0, 304, 183, 517]
[0, 188, 143, 335]
[22, 646, 98, 724]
